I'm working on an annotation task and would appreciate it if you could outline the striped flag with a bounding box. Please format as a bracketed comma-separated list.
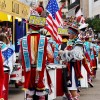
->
[45, 0, 64, 44]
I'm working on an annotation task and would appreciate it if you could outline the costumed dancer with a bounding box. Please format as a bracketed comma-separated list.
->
[84, 35, 94, 87]
[78, 27, 89, 88]
[19, 32, 52, 100]
[59, 26, 93, 100]
[35, 34, 52, 100]
[91, 40, 99, 78]
[59, 27, 81, 100]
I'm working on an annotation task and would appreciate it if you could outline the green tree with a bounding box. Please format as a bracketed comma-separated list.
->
[86, 18, 100, 33]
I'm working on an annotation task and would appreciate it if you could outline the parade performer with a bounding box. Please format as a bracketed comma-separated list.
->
[59, 26, 93, 100]
[59, 27, 82, 100]
[90, 40, 98, 78]
[78, 28, 89, 88]
[84, 36, 94, 87]
[94, 41, 100, 71]
[19, 33, 53, 100]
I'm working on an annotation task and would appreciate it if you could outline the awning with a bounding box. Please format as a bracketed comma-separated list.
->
[0, 12, 12, 22]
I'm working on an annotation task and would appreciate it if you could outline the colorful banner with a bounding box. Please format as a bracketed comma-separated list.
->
[58, 28, 68, 35]
[47, 28, 68, 35]
[29, 15, 46, 26]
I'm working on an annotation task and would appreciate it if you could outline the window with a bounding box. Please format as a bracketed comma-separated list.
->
[94, 0, 98, 2]
[95, 14, 100, 18]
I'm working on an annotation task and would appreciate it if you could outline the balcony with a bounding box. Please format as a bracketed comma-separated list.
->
[60, 0, 66, 2]
[68, 0, 80, 10]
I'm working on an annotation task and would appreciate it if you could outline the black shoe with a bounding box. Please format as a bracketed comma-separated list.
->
[88, 81, 94, 87]
[78, 89, 81, 92]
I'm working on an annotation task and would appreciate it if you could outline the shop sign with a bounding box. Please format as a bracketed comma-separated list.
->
[29, 15, 46, 26]
[0, 0, 29, 19]
[19, 2, 29, 19]
[58, 28, 68, 35]
[21, 5, 29, 18]
[0, 0, 6, 10]
[12, 1, 19, 14]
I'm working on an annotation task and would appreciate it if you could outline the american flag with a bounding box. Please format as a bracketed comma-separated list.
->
[45, 0, 63, 44]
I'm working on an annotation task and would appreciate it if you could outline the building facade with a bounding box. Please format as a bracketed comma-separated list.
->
[80, 0, 89, 18]
[68, 0, 80, 17]
[80, 0, 100, 18]
[68, 0, 100, 18]
[18, 0, 69, 18]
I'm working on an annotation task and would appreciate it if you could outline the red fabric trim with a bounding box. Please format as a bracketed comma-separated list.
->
[74, 61, 83, 79]
[46, 69, 52, 93]
[28, 68, 36, 89]
[27, 35, 32, 64]
[82, 58, 92, 75]
[56, 69, 64, 96]
[37, 37, 47, 89]
[0, 50, 5, 98]
[10, 74, 16, 78]
[20, 41, 31, 89]
[85, 53, 91, 62]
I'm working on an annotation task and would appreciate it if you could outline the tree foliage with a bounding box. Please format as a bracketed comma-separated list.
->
[86, 18, 100, 33]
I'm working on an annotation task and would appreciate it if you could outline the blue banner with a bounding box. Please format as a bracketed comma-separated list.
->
[37, 35, 45, 71]
[22, 36, 31, 72]
[54, 43, 59, 64]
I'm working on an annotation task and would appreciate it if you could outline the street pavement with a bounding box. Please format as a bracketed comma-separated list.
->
[79, 68, 100, 100]
[9, 66, 100, 100]
[8, 86, 24, 100]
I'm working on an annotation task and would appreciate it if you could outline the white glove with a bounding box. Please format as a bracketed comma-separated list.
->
[72, 46, 84, 60]
[64, 50, 73, 61]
